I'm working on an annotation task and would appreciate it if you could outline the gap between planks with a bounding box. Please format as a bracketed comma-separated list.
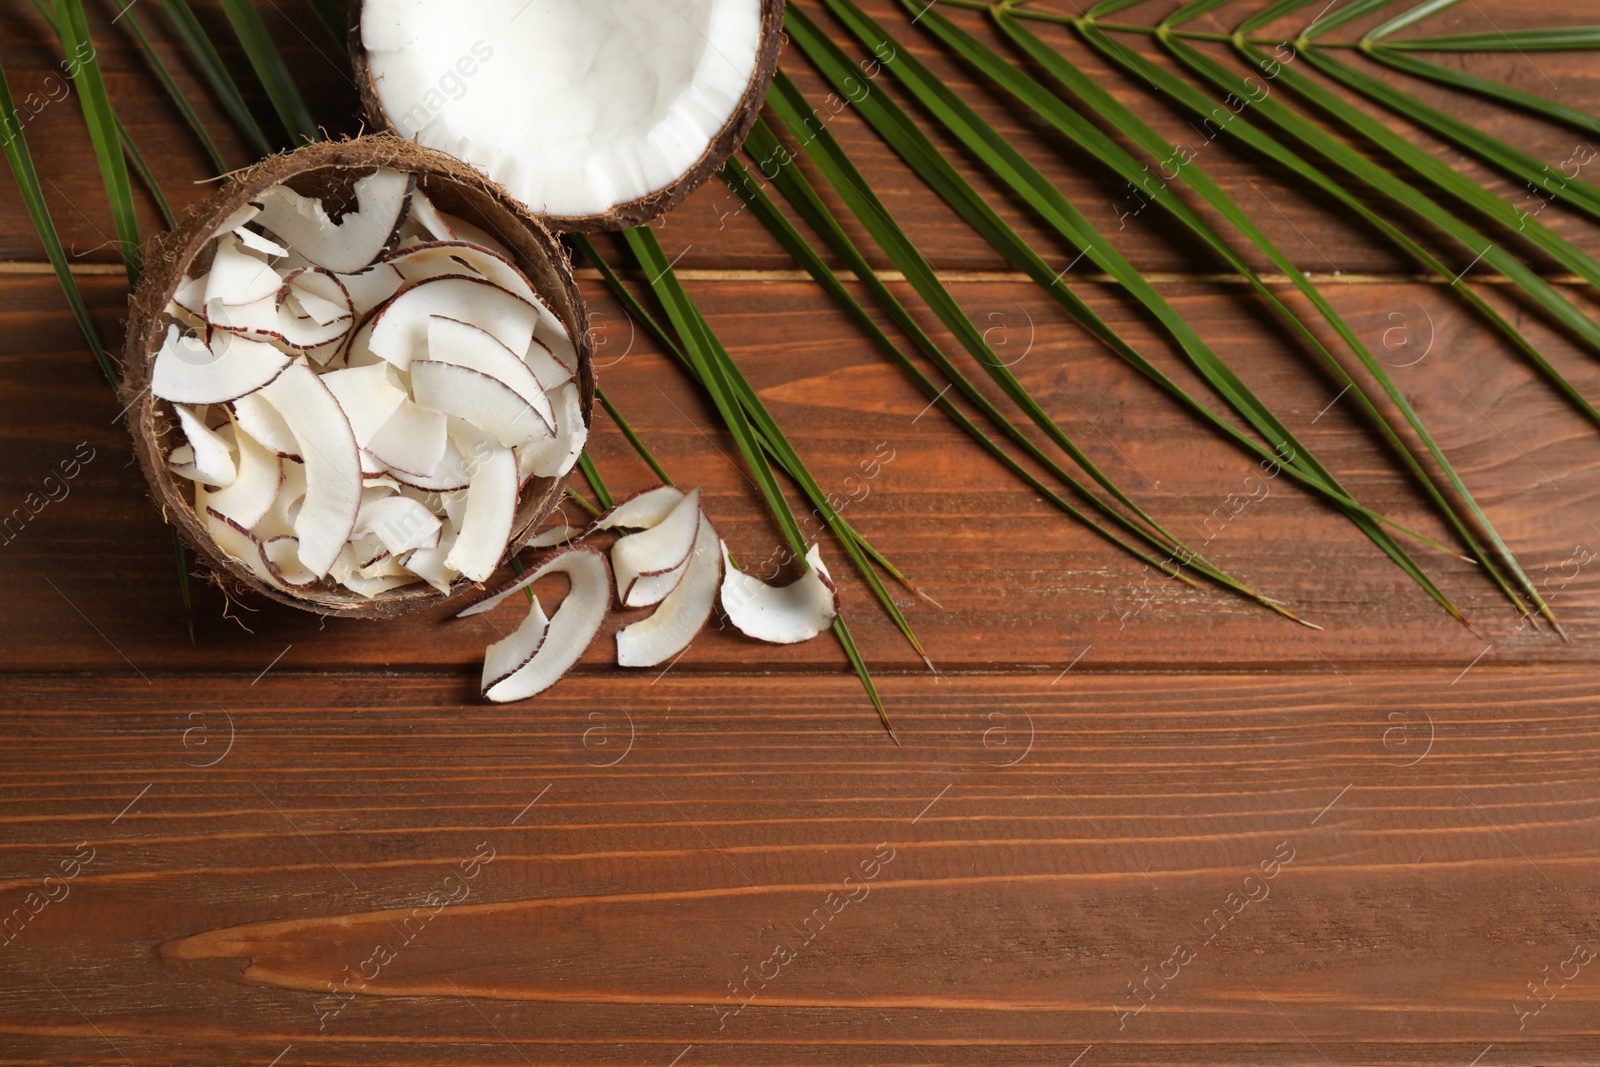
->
[0, 261, 1590, 287]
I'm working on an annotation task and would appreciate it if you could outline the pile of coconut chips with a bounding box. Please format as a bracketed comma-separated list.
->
[463, 485, 842, 702]
[152, 167, 585, 600]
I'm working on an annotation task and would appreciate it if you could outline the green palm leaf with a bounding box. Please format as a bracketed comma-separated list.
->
[0, 55, 119, 395]
[52, 0, 142, 284]
[1387, 28, 1600, 51]
[794, 0, 1462, 622]
[217, 0, 319, 145]
[160, 0, 276, 157]
[718, 151, 1219, 601]
[752, 86, 1299, 621]
[122, 5, 229, 174]
[962, 7, 1547, 624]
[572, 234, 920, 595]
[1062, 18, 1600, 437]
[1366, 45, 1600, 137]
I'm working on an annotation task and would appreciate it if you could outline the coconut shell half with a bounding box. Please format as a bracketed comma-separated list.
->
[351, 0, 784, 232]
[123, 135, 594, 619]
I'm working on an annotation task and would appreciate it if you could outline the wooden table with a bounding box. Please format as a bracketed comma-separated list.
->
[3, 1, 1599, 1062]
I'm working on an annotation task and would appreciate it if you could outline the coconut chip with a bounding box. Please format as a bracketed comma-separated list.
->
[720, 542, 839, 644]
[460, 546, 611, 703]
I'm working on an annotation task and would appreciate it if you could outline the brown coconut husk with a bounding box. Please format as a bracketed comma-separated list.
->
[122, 135, 595, 619]
[348, 0, 784, 233]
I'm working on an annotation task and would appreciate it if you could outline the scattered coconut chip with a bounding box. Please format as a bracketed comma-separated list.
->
[258, 363, 363, 578]
[171, 405, 238, 487]
[596, 485, 685, 531]
[720, 542, 839, 644]
[482, 599, 549, 696]
[151, 326, 290, 405]
[522, 523, 584, 550]
[461, 547, 611, 703]
[443, 424, 518, 583]
[611, 487, 701, 608]
[617, 512, 721, 668]
[412, 359, 550, 448]
[254, 169, 415, 274]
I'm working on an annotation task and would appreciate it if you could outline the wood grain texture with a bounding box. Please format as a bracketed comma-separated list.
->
[1, 672, 1598, 1065]
[4, 0, 1600, 1062]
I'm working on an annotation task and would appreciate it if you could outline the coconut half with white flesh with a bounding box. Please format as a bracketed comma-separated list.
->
[123, 137, 593, 618]
[353, 0, 783, 230]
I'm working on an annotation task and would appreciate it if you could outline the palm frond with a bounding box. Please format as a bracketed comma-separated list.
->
[50, 0, 144, 283]
[751, 86, 1298, 620]
[0, 54, 119, 395]
[571, 233, 922, 596]
[159, 0, 276, 157]
[121, 5, 230, 174]
[962, 5, 1551, 623]
[216, 0, 319, 144]
[793, 0, 1464, 622]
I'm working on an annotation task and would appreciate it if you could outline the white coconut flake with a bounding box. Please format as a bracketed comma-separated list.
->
[443, 423, 518, 582]
[172, 405, 238, 487]
[524, 337, 574, 393]
[204, 427, 282, 529]
[365, 396, 450, 479]
[617, 511, 720, 668]
[260, 535, 319, 589]
[363, 0, 764, 220]
[521, 522, 584, 549]
[258, 363, 363, 577]
[412, 359, 550, 448]
[464, 546, 611, 703]
[152, 326, 290, 405]
[407, 187, 455, 242]
[611, 487, 700, 607]
[367, 276, 538, 370]
[254, 169, 415, 274]
[387, 241, 538, 304]
[515, 381, 586, 482]
[426, 315, 555, 430]
[205, 235, 283, 308]
[356, 494, 443, 555]
[230, 389, 301, 458]
[720, 542, 839, 644]
[596, 485, 684, 531]
[321, 363, 409, 446]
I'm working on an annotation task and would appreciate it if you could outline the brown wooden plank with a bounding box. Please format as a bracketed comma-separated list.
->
[0, 670, 1595, 1065]
[3, 270, 1599, 675]
[4, 0, 1600, 276]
